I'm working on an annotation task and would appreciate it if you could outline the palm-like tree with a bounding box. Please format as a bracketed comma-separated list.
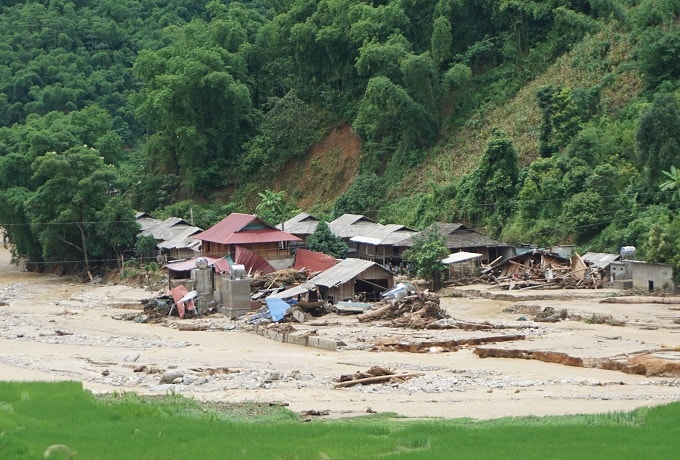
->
[660, 165, 680, 202]
[256, 189, 286, 230]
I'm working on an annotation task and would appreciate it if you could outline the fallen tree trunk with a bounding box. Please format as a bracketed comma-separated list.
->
[357, 303, 394, 322]
[600, 296, 680, 304]
[334, 372, 425, 388]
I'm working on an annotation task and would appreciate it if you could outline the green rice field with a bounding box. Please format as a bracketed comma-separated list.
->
[1, 381, 678, 459]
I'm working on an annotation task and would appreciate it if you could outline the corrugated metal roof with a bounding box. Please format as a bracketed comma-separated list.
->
[193, 213, 257, 243]
[268, 282, 315, 299]
[235, 245, 275, 274]
[398, 222, 505, 248]
[193, 213, 301, 245]
[293, 248, 337, 273]
[328, 214, 381, 238]
[141, 217, 193, 239]
[350, 224, 417, 246]
[442, 251, 483, 264]
[276, 212, 322, 235]
[157, 226, 202, 250]
[135, 212, 162, 233]
[307, 258, 389, 288]
[582, 252, 620, 269]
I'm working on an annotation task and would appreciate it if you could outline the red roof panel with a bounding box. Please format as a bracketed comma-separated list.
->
[294, 249, 337, 274]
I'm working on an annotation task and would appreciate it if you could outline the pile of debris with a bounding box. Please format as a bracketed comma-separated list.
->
[356, 292, 449, 328]
[250, 268, 309, 292]
[113, 294, 218, 324]
[482, 250, 603, 289]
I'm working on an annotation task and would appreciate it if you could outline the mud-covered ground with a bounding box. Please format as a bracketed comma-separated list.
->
[2, 245, 680, 420]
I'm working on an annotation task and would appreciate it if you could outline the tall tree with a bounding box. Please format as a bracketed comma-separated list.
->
[134, 18, 257, 193]
[637, 92, 680, 197]
[26, 145, 136, 272]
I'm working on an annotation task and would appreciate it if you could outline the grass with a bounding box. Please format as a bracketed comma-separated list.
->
[1, 381, 680, 459]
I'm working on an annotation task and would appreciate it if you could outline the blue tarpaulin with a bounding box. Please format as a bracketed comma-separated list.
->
[265, 297, 291, 322]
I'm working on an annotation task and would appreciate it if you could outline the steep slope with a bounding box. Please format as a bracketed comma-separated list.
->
[400, 25, 643, 193]
[273, 125, 362, 214]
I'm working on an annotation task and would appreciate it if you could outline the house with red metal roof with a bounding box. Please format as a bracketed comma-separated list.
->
[193, 213, 302, 270]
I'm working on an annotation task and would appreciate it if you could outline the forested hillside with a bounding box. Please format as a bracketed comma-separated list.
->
[1, 0, 680, 276]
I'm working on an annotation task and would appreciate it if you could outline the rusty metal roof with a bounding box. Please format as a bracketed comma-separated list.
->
[193, 213, 301, 244]
[293, 248, 337, 273]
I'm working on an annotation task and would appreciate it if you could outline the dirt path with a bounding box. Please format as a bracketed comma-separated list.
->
[1, 244, 680, 420]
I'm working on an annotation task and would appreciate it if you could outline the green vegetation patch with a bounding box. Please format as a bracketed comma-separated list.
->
[1, 381, 679, 459]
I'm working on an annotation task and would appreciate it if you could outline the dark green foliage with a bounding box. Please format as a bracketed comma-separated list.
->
[1, 0, 680, 272]
[333, 172, 386, 219]
[134, 234, 157, 259]
[636, 92, 680, 199]
[26, 145, 137, 271]
[402, 224, 449, 290]
[643, 212, 680, 281]
[456, 130, 519, 233]
[537, 85, 601, 157]
[240, 92, 327, 177]
[306, 221, 348, 258]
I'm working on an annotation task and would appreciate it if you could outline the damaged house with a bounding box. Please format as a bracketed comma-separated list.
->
[487, 249, 605, 289]
[328, 214, 383, 258]
[398, 222, 509, 266]
[304, 258, 394, 304]
[350, 224, 418, 267]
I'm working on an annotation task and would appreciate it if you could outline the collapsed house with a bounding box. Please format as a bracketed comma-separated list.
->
[485, 249, 603, 289]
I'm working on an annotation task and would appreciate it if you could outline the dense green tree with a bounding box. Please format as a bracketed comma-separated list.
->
[402, 225, 449, 290]
[333, 172, 385, 219]
[134, 19, 258, 192]
[306, 221, 348, 258]
[457, 130, 519, 231]
[26, 145, 136, 272]
[431, 16, 453, 67]
[240, 92, 326, 177]
[636, 92, 680, 198]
